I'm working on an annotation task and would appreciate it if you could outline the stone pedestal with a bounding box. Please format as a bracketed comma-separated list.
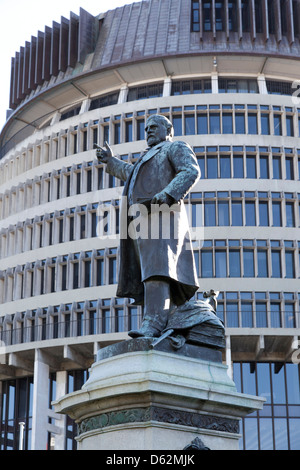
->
[53, 338, 265, 450]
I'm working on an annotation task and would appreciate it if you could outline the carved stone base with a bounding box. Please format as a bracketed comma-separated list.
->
[53, 338, 265, 450]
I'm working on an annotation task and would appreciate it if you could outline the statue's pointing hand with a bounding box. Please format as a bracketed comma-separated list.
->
[94, 141, 113, 163]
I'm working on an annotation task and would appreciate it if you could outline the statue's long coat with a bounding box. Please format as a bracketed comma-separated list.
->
[105, 140, 200, 306]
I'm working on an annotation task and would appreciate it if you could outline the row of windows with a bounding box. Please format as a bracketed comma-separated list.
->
[0, 298, 141, 348]
[234, 362, 300, 450]
[170, 104, 300, 138]
[0, 234, 300, 306]
[0, 249, 118, 305]
[1, 188, 300, 262]
[190, 191, 300, 228]
[196, 239, 300, 283]
[196, 146, 300, 181]
[3, 100, 300, 186]
[60, 77, 297, 121]
[191, 0, 300, 40]
[0, 290, 299, 349]
[0, 201, 118, 259]
[0, 160, 122, 221]
[2, 144, 300, 224]
[214, 291, 300, 329]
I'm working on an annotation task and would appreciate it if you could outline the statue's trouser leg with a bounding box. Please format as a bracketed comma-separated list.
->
[142, 278, 171, 333]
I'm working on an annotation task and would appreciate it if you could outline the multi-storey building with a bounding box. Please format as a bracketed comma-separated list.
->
[0, 0, 299, 450]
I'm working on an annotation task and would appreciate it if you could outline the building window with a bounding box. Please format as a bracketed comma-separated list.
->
[219, 78, 258, 94]
[127, 83, 163, 102]
[0, 377, 34, 450]
[90, 92, 119, 111]
[267, 80, 293, 96]
[191, 0, 200, 31]
[171, 79, 212, 95]
[234, 363, 300, 450]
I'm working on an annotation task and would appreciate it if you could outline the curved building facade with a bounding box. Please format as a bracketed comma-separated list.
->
[0, 0, 300, 450]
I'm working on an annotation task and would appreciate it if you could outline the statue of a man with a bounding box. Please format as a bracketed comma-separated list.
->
[95, 114, 200, 338]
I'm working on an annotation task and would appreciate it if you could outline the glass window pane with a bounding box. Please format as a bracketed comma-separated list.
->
[235, 113, 245, 133]
[273, 157, 282, 179]
[289, 419, 300, 450]
[218, 201, 229, 226]
[260, 156, 269, 178]
[233, 156, 244, 178]
[209, 113, 220, 134]
[285, 303, 295, 328]
[286, 158, 294, 179]
[285, 251, 295, 278]
[173, 115, 182, 136]
[204, 201, 216, 226]
[259, 202, 269, 226]
[257, 250, 268, 277]
[270, 302, 281, 327]
[215, 250, 227, 277]
[286, 364, 300, 404]
[256, 302, 267, 327]
[229, 250, 241, 277]
[272, 364, 286, 404]
[201, 250, 213, 278]
[227, 302, 239, 326]
[243, 249, 254, 277]
[125, 121, 132, 142]
[274, 419, 289, 450]
[242, 363, 256, 395]
[257, 363, 271, 403]
[286, 116, 294, 137]
[185, 114, 195, 135]
[241, 301, 253, 326]
[244, 418, 259, 449]
[260, 419, 274, 450]
[207, 156, 218, 178]
[274, 114, 282, 135]
[222, 113, 233, 133]
[246, 156, 256, 178]
[248, 113, 258, 134]
[220, 156, 231, 177]
[286, 202, 295, 227]
[245, 201, 256, 226]
[261, 114, 270, 135]
[271, 250, 281, 277]
[197, 114, 208, 134]
[232, 201, 243, 225]
[272, 201, 282, 226]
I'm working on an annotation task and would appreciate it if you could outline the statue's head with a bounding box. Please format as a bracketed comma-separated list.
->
[145, 114, 174, 147]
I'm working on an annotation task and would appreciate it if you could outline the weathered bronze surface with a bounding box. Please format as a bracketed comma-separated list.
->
[96, 114, 202, 339]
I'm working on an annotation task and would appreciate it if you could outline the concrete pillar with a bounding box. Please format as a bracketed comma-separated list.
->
[118, 85, 128, 104]
[53, 371, 68, 450]
[258, 74, 268, 94]
[31, 349, 49, 450]
[163, 77, 172, 97]
[212, 73, 218, 93]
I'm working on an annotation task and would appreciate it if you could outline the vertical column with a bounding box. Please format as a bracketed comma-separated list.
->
[211, 72, 218, 93]
[118, 84, 129, 104]
[163, 77, 172, 97]
[54, 371, 68, 450]
[31, 349, 50, 450]
[257, 74, 268, 94]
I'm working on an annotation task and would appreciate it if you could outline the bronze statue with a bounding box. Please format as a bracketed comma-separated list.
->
[95, 114, 200, 338]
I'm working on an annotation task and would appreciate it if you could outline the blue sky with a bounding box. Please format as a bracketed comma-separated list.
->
[0, 0, 132, 131]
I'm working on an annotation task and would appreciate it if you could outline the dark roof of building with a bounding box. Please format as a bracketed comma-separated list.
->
[8, 0, 300, 111]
